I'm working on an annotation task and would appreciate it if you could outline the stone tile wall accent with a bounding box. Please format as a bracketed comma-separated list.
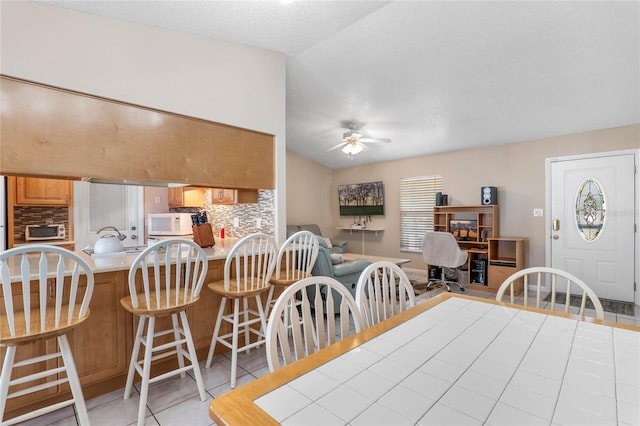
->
[171, 190, 275, 239]
[12, 207, 70, 242]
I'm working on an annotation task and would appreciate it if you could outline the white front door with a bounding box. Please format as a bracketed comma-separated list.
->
[548, 152, 636, 302]
[73, 182, 144, 250]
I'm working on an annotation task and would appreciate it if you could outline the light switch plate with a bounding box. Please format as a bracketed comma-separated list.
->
[256, 218, 262, 228]
[533, 208, 543, 217]
[233, 217, 239, 227]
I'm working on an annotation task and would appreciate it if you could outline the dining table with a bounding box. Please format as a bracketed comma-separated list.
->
[209, 292, 640, 425]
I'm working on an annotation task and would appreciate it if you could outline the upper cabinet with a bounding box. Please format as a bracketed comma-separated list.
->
[0, 76, 275, 190]
[168, 187, 205, 208]
[12, 177, 72, 206]
[210, 189, 258, 205]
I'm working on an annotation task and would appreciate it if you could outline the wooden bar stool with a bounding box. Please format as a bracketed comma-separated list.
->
[120, 239, 208, 426]
[265, 230, 319, 316]
[205, 233, 277, 389]
[1, 245, 95, 426]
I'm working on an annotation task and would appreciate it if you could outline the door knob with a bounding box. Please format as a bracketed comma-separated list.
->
[552, 219, 560, 231]
[552, 235, 559, 240]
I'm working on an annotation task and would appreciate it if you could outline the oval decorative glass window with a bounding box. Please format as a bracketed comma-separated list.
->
[575, 177, 606, 241]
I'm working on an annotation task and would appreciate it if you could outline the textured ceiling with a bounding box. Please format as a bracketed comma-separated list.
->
[42, 1, 640, 169]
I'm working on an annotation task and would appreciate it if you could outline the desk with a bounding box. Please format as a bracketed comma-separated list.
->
[209, 293, 639, 425]
[342, 252, 410, 267]
[336, 227, 384, 254]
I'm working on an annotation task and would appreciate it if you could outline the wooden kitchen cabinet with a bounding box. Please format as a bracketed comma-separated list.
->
[2, 76, 275, 190]
[168, 186, 205, 208]
[210, 188, 258, 204]
[191, 261, 224, 350]
[0, 279, 62, 417]
[13, 176, 72, 206]
[69, 271, 131, 389]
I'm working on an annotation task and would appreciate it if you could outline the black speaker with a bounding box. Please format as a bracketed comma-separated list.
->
[481, 186, 497, 205]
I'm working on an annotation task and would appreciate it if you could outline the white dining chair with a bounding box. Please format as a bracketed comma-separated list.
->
[265, 230, 319, 315]
[205, 233, 278, 388]
[356, 261, 416, 328]
[1, 245, 95, 426]
[266, 276, 364, 372]
[120, 238, 208, 426]
[496, 266, 605, 320]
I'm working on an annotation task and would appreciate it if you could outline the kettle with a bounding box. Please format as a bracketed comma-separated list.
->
[93, 226, 126, 254]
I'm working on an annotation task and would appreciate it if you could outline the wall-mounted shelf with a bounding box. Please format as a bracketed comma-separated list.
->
[336, 227, 384, 254]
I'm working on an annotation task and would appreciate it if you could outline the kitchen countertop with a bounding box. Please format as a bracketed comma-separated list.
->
[13, 240, 78, 247]
[3, 237, 241, 280]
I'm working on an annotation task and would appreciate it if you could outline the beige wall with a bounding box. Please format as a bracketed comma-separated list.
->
[288, 124, 639, 271]
[285, 151, 334, 242]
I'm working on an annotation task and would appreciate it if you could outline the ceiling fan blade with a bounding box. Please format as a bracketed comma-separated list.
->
[359, 137, 391, 143]
[327, 141, 347, 151]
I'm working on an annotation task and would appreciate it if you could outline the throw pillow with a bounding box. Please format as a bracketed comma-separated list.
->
[330, 253, 343, 265]
[317, 236, 328, 248]
[323, 237, 333, 248]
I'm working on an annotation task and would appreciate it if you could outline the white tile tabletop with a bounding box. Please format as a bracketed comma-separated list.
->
[252, 296, 640, 425]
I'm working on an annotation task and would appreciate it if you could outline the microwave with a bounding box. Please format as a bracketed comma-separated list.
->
[25, 224, 66, 241]
[147, 213, 193, 236]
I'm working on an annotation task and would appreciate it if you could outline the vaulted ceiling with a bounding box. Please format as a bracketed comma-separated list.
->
[42, 1, 640, 169]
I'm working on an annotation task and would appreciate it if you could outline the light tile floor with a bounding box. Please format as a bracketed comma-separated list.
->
[17, 281, 640, 426]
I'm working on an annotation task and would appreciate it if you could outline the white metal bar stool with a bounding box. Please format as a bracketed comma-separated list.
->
[1, 245, 95, 426]
[120, 238, 208, 426]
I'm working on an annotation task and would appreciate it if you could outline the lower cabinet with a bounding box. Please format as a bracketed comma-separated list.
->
[1, 279, 74, 418]
[0, 339, 59, 415]
[487, 238, 526, 294]
[3, 259, 229, 421]
[192, 261, 223, 351]
[70, 272, 131, 387]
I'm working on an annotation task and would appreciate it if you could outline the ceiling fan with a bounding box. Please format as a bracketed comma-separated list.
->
[327, 122, 391, 159]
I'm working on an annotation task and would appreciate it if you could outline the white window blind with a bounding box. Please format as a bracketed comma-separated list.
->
[400, 175, 443, 253]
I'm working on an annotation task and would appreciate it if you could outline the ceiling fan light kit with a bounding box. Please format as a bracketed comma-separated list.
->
[332, 121, 391, 159]
[341, 142, 363, 159]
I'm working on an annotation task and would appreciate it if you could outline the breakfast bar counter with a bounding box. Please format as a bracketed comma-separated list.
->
[78, 237, 242, 274]
[1, 238, 243, 421]
[2, 237, 242, 280]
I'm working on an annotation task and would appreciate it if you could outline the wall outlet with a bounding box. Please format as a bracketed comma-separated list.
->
[256, 218, 262, 228]
[233, 217, 239, 227]
[533, 208, 543, 217]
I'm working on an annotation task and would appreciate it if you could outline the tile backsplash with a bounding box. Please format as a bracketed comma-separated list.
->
[12, 206, 70, 242]
[171, 190, 275, 239]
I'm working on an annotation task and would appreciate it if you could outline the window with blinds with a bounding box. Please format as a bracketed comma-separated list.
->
[400, 175, 443, 253]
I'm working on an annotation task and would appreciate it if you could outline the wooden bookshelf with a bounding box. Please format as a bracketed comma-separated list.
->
[487, 237, 526, 294]
[432, 205, 499, 291]
[433, 205, 498, 248]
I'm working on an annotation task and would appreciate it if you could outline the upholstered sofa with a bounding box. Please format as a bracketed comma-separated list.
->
[310, 237, 371, 311]
[286, 224, 348, 254]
